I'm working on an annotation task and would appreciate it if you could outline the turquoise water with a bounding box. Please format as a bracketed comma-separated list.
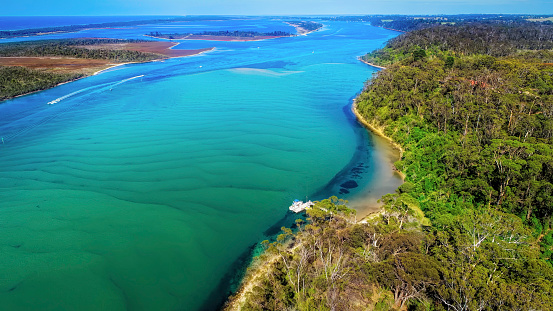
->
[0, 19, 400, 310]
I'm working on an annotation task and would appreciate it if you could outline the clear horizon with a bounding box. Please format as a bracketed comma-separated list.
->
[3, 0, 553, 16]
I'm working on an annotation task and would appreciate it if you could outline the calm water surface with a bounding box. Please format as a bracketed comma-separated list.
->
[0, 18, 401, 310]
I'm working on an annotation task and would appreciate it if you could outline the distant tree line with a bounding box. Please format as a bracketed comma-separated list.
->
[149, 30, 293, 39]
[196, 30, 292, 37]
[319, 14, 553, 32]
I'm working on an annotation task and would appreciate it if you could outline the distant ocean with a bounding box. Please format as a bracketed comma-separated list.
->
[0, 16, 177, 31]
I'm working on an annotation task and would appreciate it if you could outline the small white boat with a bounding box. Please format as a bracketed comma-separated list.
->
[289, 199, 314, 213]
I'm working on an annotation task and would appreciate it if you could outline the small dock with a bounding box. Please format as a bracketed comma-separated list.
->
[289, 199, 314, 213]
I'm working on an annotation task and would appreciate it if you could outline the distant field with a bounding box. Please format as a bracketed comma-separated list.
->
[0, 57, 113, 75]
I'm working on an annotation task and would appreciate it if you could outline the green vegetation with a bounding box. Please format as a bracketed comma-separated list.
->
[363, 23, 553, 66]
[358, 25, 553, 228]
[0, 39, 162, 62]
[0, 66, 82, 101]
[229, 197, 552, 310]
[228, 20, 553, 311]
[286, 21, 323, 32]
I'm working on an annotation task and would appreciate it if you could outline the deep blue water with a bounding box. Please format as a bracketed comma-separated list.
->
[0, 18, 401, 310]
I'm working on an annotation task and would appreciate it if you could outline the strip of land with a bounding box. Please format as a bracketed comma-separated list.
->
[147, 30, 292, 41]
[0, 40, 213, 101]
[148, 34, 283, 41]
[0, 17, 204, 39]
[185, 34, 282, 41]
[285, 21, 323, 35]
[147, 21, 323, 41]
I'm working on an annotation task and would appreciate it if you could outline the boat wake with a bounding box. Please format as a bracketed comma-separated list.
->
[47, 75, 145, 105]
[0, 75, 145, 144]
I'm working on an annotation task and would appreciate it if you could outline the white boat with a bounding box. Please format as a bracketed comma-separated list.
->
[289, 199, 314, 213]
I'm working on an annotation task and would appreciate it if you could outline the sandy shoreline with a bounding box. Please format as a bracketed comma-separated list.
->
[343, 98, 405, 219]
[285, 22, 323, 36]
[352, 100, 404, 159]
[358, 56, 387, 69]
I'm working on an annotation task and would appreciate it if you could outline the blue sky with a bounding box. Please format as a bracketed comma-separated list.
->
[3, 0, 553, 16]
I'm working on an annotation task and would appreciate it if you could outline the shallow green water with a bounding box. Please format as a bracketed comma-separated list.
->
[0, 19, 400, 310]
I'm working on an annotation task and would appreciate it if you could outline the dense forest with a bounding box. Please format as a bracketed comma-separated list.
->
[0, 66, 82, 101]
[226, 20, 553, 311]
[362, 23, 553, 66]
[0, 39, 162, 62]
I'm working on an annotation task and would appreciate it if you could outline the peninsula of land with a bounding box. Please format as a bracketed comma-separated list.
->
[0, 39, 213, 101]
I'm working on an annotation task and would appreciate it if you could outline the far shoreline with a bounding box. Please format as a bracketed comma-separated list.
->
[146, 34, 285, 42]
[285, 22, 323, 36]
[146, 21, 324, 42]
